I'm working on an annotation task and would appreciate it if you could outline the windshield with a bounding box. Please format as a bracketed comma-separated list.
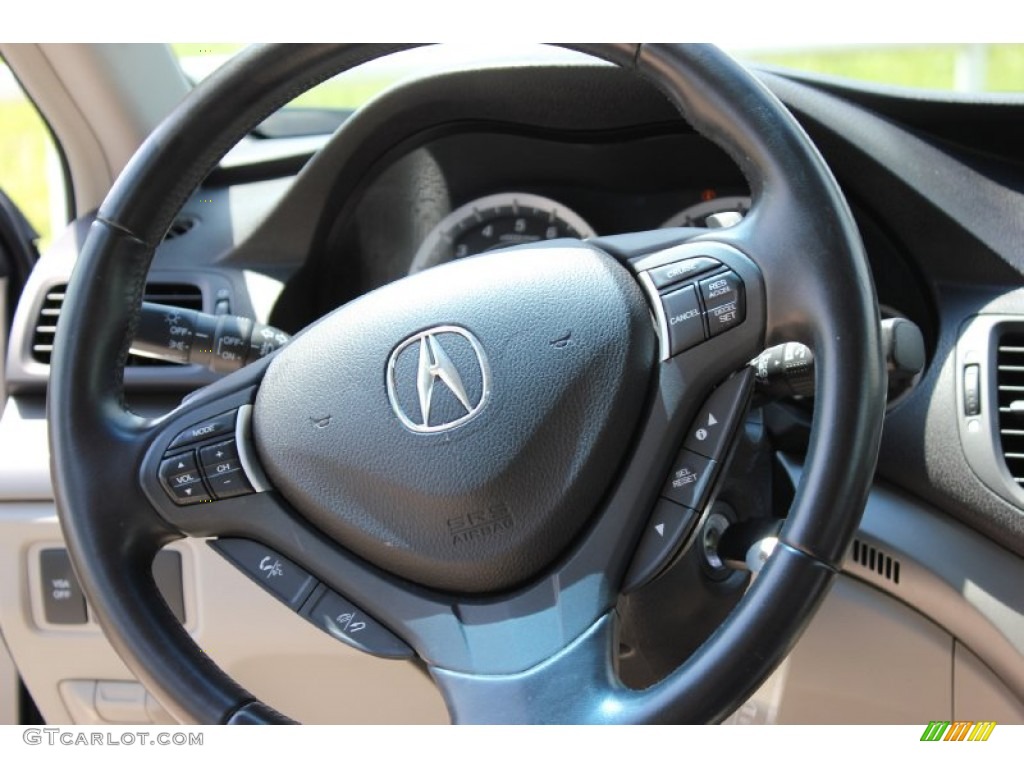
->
[173, 43, 1024, 111]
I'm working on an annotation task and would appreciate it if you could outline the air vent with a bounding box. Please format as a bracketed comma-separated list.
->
[163, 217, 196, 241]
[30, 286, 65, 364]
[31, 282, 204, 366]
[996, 330, 1024, 487]
[850, 539, 901, 585]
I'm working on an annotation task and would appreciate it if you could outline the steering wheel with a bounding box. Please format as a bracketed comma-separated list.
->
[48, 44, 884, 724]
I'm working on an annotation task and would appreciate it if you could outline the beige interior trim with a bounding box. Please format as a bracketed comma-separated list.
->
[0, 44, 190, 217]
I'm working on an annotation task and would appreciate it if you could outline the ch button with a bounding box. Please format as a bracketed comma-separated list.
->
[199, 439, 254, 499]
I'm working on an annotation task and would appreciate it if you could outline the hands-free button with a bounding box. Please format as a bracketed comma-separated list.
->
[301, 585, 413, 660]
[647, 257, 720, 290]
[621, 499, 699, 592]
[683, 369, 755, 460]
[159, 453, 211, 505]
[209, 539, 316, 609]
[700, 270, 745, 337]
[661, 284, 706, 356]
[662, 449, 716, 510]
[167, 410, 238, 450]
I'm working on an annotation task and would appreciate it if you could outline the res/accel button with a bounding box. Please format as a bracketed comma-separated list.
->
[700, 271, 745, 337]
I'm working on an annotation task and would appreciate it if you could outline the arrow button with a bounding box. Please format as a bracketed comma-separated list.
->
[622, 499, 699, 593]
[683, 369, 754, 460]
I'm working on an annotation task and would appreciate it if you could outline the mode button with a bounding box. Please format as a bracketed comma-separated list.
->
[167, 410, 238, 450]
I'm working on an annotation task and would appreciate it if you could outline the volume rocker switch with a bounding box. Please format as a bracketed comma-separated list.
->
[159, 453, 210, 505]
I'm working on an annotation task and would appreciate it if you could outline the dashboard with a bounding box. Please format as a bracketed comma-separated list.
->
[3, 59, 1024, 724]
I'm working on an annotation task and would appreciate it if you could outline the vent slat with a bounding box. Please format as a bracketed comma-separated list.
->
[849, 538, 901, 585]
[31, 282, 203, 366]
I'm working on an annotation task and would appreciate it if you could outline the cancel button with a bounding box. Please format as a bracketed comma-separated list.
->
[661, 284, 706, 356]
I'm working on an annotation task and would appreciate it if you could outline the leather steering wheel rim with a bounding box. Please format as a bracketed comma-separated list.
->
[49, 43, 885, 724]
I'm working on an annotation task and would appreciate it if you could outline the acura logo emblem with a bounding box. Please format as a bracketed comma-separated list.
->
[386, 326, 491, 433]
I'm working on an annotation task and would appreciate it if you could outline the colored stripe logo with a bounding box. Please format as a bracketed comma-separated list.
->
[920, 721, 997, 741]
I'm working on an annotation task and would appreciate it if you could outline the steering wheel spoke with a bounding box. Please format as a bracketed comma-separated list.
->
[139, 370, 272, 536]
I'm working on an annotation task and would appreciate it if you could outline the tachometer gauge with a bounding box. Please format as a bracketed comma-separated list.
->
[410, 192, 595, 273]
[662, 195, 752, 228]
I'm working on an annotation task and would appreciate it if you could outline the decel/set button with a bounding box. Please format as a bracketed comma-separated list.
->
[699, 270, 745, 337]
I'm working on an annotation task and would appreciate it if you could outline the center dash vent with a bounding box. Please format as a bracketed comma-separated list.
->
[31, 282, 204, 366]
[850, 539, 901, 585]
[164, 216, 197, 241]
[996, 329, 1024, 488]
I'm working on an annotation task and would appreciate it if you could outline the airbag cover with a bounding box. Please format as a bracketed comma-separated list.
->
[254, 245, 654, 593]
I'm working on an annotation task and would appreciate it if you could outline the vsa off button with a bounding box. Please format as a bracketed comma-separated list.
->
[661, 284, 707, 355]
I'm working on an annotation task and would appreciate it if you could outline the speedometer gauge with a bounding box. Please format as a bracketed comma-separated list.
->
[661, 195, 752, 228]
[409, 192, 596, 273]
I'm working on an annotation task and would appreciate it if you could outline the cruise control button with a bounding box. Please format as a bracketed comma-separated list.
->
[302, 586, 413, 659]
[683, 369, 755, 460]
[622, 499, 699, 592]
[209, 539, 316, 609]
[661, 284, 706, 356]
[648, 257, 720, 289]
[699, 271, 741, 305]
[662, 450, 716, 510]
[700, 270, 745, 337]
[159, 453, 211, 505]
[167, 410, 238, 450]
[706, 301, 744, 337]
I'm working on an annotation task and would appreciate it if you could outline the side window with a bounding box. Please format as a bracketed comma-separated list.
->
[0, 54, 65, 253]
